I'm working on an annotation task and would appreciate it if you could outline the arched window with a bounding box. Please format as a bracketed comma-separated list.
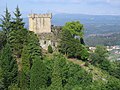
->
[44, 41, 46, 44]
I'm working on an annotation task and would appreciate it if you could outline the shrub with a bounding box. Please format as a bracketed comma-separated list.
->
[48, 45, 53, 53]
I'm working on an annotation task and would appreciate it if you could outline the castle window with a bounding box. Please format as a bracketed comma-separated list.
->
[44, 41, 46, 44]
[53, 42, 55, 46]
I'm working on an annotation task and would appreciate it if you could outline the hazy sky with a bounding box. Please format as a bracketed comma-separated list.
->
[0, 0, 120, 17]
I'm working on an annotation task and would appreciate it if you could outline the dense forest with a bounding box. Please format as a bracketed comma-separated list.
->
[0, 7, 120, 90]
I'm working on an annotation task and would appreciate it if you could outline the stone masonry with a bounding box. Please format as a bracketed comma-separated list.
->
[28, 13, 58, 50]
[28, 13, 52, 34]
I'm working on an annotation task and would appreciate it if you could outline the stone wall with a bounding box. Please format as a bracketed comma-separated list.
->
[28, 13, 59, 51]
[28, 13, 52, 34]
[38, 33, 58, 50]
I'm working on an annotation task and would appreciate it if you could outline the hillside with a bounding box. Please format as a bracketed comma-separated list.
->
[85, 32, 120, 46]
[46, 53, 120, 85]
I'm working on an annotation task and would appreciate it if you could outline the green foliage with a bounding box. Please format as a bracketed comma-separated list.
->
[59, 29, 89, 60]
[24, 31, 42, 62]
[12, 6, 24, 30]
[8, 84, 20, 90]
[62, 21, 84, 37]
[46, 53, 92, 90]
[0, 44, 18, 89]
[90, 46, 111, 72]
[8, 29, 28, 58]
[48, 45, 53, 53]
[50, 54, 64, 90]
[59, 29, 73, 56]
[85, 33, 120, 46]
[0, 31, 5, 50]
[108, 62, 120, 79]
[20, 31, 42, 89]
[105, 77, 120, 90]
[30, 57, 47, 90]
[90, 46, 120, 81]
[0, 7, 11, 34]
[63, 62, 92, 90]
[0, 67, 4, 90]
[90, 46, 109, 65]
[7, 6, 27, 58]
[0, 7, 11, 47]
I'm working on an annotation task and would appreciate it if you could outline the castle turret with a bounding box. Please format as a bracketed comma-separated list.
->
[28, 13, 52, 34]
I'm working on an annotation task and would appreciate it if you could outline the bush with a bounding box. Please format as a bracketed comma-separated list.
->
[48, 45, 53, 53]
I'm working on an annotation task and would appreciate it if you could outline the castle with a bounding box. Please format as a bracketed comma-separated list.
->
[28, 13, 58, 50]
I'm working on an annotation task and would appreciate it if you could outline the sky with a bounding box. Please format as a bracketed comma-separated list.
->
[0, 0, 120, 17]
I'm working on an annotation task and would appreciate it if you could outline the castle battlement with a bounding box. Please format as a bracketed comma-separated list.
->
[28, 13, 58, 50]
[28, 13, 52, 18]
[29, 13, 52, 34]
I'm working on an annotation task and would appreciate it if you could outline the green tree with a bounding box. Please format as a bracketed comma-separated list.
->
[105, 77, 120, 90]
[50, 54, 64, 90]
[59, 29, 73, 56]
[30, 57, 47, 90]
[48, 45, 53, 53]
[0, 67, 4, 90]
[0, 7, 11, 46]
[12, 6, 24, 30]
[0, 7, 11, 34]
[0, 44, 18, 89]
[62, 21, 84, 37]
[59, 29, 89, 60]
[90, 46, 109, 65]
[21, 31, 42, 89]
[0, 31, 5, 50]
[8, 29, 28, 58]
[8, 6, 27, 58]
[64, 62, 92, 90]
[62, 21, 85, 45]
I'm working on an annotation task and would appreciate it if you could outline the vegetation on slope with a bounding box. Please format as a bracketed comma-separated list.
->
[0, 6, 120, 90]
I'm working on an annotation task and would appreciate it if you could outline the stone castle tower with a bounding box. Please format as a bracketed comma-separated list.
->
[28, 13, 58, 50]
[28, 13, 52, 34]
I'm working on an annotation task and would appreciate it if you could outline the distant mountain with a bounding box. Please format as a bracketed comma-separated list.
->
[1, 13, 120, 36]
[52, 13, 120, 25]
[85, 32, 120, 46]
[52, 13, 120, 36]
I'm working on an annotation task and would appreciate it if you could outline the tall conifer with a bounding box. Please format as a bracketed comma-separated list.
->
[0, 44, 18, 89]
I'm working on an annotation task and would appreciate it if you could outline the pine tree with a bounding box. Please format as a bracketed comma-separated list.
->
[20, 45, 30, 89]
[59, 29, 73, 56]
[50, 54, 63, 90]
[0, 7, 11, 46]
[0, 44, 18, 89]
[12, 6, 24, 30]
[30, 57, 47, 90]
[0, 7, 11, 34]
[8, 29, 28, 58]
[21, 31, 42, 89]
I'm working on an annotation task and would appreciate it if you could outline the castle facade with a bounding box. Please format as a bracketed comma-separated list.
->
[28, 13, 58, 50]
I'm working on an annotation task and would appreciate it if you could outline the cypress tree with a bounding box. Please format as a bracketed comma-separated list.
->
[0, 44, 18, 89]
[30, 57, 47, 90]
[21, 31, 42, 89]
[50, 54, 63, 90]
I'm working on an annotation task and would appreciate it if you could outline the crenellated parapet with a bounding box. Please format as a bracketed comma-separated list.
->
[29, 13, 52, 34]
[28, 13, 52, 18]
